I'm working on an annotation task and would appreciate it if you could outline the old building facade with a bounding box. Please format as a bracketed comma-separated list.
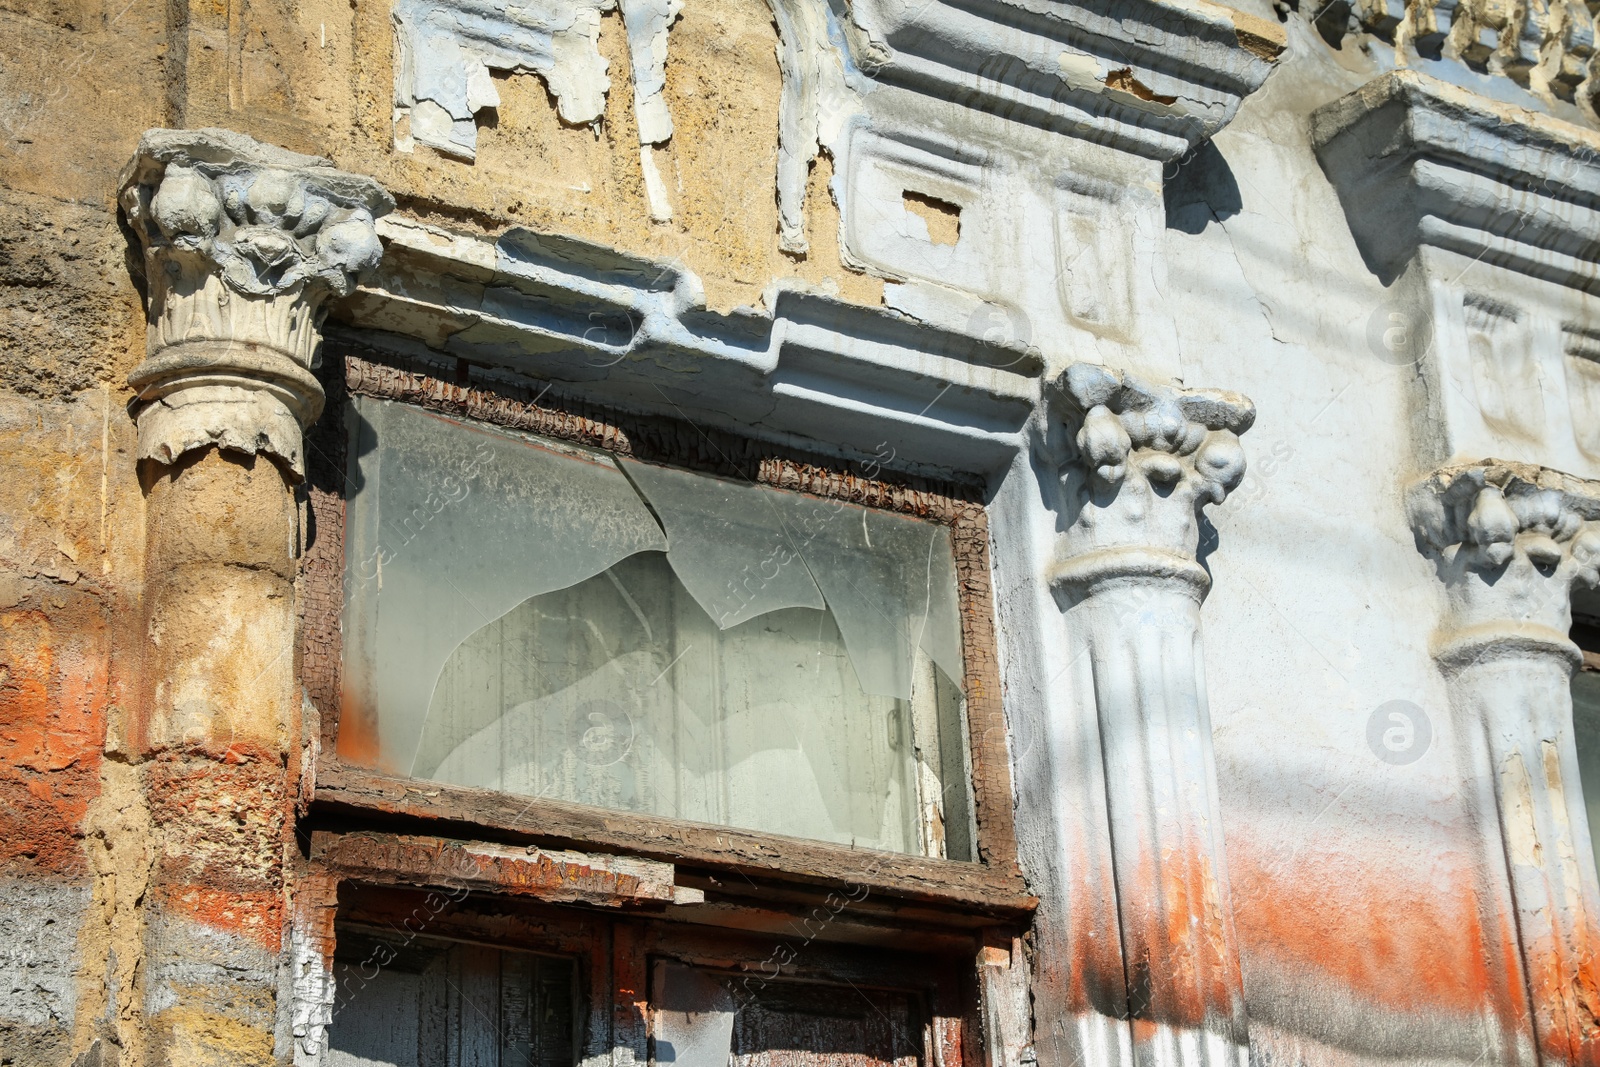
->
[2, 0, 1600, 1064]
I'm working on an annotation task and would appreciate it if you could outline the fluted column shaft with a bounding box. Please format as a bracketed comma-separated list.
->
[1412, 463, 1600, 1067]
[1047, 364, 1255, 1067]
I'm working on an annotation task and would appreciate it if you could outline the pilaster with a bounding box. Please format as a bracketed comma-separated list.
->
[1409, 462, 1600, 1067]
[118, 128, 391, 1067]
[1044, 363, 1255, 1067]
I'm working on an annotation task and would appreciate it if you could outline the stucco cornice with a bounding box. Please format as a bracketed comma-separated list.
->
[1312, 70, 1600, 290]
[336, 214, 1045, 478]
[848, 0, 1286, 161]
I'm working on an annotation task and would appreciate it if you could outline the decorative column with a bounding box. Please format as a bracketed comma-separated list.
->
[1409, 463, 1600, 1067]
[118, 129, 391, 1066]
[1045, 364, 1255, 1067]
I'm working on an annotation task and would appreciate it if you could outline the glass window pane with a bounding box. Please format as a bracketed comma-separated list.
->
[649, 959, 924, 1067]
[1574, 670, 1600, 890]
[339, 401, 974, 859]
[340, 396, 667, 774]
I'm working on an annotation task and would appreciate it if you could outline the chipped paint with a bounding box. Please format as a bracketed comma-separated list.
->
[392, 0, 614, 159]
[392, 0, 684, 207]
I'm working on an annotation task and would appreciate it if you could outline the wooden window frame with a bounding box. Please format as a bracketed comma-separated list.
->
[299, 339, 1033, 920]
[323, 879, 982, 1067]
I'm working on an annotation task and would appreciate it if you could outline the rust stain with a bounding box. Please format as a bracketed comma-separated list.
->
[0, 606, 109, 876]
[1227, 827, 1511, 1018]
[144, 756, 293, 951]
[156, 883, 285, 953]
[333, 689, 384, 770]
[1517, 741, 1600, 1066]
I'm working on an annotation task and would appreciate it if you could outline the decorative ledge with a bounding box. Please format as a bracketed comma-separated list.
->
[336, 215, 1046, 476]
[847, 0, 1285, 162]
[1312, 70, 1600, 291]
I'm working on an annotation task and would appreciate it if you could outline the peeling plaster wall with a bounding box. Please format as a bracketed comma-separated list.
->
[1159, 11, 1572, 1063]
[0, 175, 150, 1066]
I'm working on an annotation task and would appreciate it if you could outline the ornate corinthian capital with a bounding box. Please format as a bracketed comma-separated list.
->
[1047, 363, 1256, 596]
[1409, 462, 1600, 666]
[119, 128, 394, 476]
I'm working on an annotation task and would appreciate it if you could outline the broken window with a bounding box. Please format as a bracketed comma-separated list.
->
[338, 397, 975, 860]
[1575, 620, 1600, 889]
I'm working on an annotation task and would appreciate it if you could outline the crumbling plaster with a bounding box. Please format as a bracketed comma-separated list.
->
[1154, 10, 1600, 1066]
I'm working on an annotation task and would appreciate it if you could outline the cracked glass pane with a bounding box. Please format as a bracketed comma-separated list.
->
[1575, 670, 1600, 889]
[340, 400, 973, 859]
[759, 490, 964, 703]
[340, 397, 668, 775]
[617, 458, 827, 629]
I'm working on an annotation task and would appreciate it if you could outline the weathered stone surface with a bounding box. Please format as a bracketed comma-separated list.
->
[0, 192, 141, 400]
[0, 879, 91, 1067]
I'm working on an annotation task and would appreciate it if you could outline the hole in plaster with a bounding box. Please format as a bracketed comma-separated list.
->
[1103, 68, 1177, 105]
[902, 191, 961, 246]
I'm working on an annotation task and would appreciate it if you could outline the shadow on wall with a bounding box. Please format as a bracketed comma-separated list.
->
[1165, 140, 1244, 234]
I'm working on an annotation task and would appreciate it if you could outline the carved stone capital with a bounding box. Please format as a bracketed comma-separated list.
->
[1046, 363, 1255, 596]
[1409, 461, 1600, 667]
[120, 128, 394, 476]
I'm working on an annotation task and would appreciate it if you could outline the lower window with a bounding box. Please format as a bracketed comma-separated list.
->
[327, 932, 579, 1067]
[321, 889, 971, 1067]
